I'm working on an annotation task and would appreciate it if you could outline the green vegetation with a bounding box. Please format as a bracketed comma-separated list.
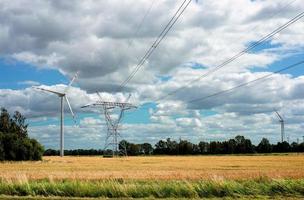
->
[0, 108, 44, 161]
[44, 136, 304, 156]
[0, 179, 303, 199]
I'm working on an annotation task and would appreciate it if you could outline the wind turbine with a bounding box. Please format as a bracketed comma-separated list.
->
[34, 72, 78, 157]
[274, 110, 285, 143]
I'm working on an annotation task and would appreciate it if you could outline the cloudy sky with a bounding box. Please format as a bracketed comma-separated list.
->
[1, 0, 304, 149]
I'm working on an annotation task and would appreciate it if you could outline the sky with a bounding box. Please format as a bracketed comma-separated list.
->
[1, 0, 304, 149]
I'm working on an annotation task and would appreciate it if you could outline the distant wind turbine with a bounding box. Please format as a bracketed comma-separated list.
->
[274, 110, 285, 143]
[34, 72, 79, 157]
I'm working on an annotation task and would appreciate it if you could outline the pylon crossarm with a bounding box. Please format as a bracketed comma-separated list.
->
[81, 99, 136, 157]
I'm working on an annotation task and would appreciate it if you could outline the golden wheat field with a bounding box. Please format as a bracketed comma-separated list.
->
[1, 154, 304, 181]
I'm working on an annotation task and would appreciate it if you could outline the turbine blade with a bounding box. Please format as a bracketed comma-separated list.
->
[125, 93, 132, 103]
[273, 108, 283, 121]
[275, 111, 283, 121]
[33, 86, 63, 96]
[96, 91, 103, 101]
[65, 96, 76, 123]
[64, 71, 79, 93]
[81, 104, 92, 108]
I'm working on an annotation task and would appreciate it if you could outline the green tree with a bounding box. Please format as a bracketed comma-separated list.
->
[0, 132, 4, 161]
[11, 111, 28, 138]
[178, 139, 193, 155]
[257, 138, 272, 153]
[198, 141, 209, 154]
[129, 144, 141, 155]
[234, 135, 254, 153]
[154, 140, 168, 154]
[0, 108, 44, 161]
[0, 108, 10, 133]
[273, 141, 291, 152]
[140, 143, 153, 155]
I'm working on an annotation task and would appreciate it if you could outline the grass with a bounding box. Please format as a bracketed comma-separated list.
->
[0, 154, 303, 181]
[0, 197, 304, 200]
[0, 179, 303, 198]
[0, 154, 303, 198]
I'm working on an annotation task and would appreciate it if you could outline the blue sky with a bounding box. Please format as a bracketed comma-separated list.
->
[0, 58, 66, 89]
[1, 0, 304, 149]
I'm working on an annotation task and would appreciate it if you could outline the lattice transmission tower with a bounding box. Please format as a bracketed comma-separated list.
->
[82, 93, 136, 157]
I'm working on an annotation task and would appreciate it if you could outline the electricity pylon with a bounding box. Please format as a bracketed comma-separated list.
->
[82, 93, 136, 157]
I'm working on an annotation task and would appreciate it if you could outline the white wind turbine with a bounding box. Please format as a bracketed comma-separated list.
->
[274, 109, 285, 143]
[34, 72, 79, 157]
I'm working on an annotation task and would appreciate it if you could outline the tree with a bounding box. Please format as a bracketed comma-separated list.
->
[227, 139, 237, 154]
[298, 143, 304, 152]
[178, 139, 193, 155]
[119, 140, 130, 154]
[130, 144, 141, 155]
[140, 143, 153, 155]
[30, 139, 44, 160]
[192, 144, 200, 154]
[44, 149, 59, 156]
[198, 141, 209, 154]
[0, 108, 44, 161]
[273, 141, 291, 153]
[209, 141, 219, 154]
[0, 132, 4, 161]
[234, 135, 254, 154]
[0, 108, 10, 133]
[257, 138, 272, 153]
[154, 139, 168, 154]
[11, 111, 28, 138]
[166, 138, 178, 155]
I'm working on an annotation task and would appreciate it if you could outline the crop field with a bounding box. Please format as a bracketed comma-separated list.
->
[0, 154, 304, 181]
[0, 154, 303, 199]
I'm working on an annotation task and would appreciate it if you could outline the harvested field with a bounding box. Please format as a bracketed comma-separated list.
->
[0, 154, 303, 181]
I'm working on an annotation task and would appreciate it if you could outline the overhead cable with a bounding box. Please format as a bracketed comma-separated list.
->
[156, 10, 304, 101]
[187, 60, 304, 103]
[118, 0, 192, 91]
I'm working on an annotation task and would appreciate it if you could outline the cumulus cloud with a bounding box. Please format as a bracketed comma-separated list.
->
[0, 0, 303, 90]
[1, 0, 304, 147]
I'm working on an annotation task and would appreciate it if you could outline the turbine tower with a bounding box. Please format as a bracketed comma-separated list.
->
[274, 110, 285, 143]
[34, 72, 78, 157]
[82, 92, 136, 157]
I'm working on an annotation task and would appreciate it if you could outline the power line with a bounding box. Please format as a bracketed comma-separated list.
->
[126, 0, 157, 49]
[186, 60, 304, 104]
[124, 1, 302, 114]
[125, 60, 304, 118]
[119, 0, 191, 91]
[156, 10, 304, 102]
[118, 0, 192, 92]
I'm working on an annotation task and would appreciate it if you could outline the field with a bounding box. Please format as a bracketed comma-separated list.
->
[0, 154, 303, 199]
[1, 154, 304, 181]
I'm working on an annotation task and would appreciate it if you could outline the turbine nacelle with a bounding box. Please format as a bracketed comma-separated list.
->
[274, 109, 285, 143]
[33, 71, 79, 157]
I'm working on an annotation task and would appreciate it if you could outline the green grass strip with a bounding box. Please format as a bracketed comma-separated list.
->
[0, 179, 303, 198]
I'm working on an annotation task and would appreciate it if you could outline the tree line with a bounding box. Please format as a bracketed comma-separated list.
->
[2, 107, 303, 158]
[44, 135, 304, 156]
[0, 108, 44, 161]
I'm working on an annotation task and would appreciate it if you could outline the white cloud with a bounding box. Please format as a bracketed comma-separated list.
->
[18, 80, 40, 86]
[1, 0, 304, 147]
[0, 0, 303, 91]
[80, 117, 102, 126]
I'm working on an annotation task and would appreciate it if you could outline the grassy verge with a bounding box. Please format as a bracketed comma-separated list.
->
[0, 179, 303, 198]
